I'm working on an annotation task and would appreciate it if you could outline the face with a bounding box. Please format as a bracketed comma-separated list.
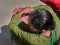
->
[20, 6, 34, 24]
[20, 13, 47, 34]
[28, 17, 41, 33]
[20, 14, 29, 24]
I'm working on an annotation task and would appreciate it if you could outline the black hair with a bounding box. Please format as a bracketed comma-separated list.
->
[29, 9, 56, 32]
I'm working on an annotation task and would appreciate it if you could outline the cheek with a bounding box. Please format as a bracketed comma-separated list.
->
[28, 23, 38, 33]
[20, 16, 28, 24]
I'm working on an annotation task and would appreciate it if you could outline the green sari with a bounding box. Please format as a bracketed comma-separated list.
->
[8, 5, 60, 45]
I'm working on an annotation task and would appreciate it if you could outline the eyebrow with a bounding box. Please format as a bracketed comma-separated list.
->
[21, 13, 30, 17]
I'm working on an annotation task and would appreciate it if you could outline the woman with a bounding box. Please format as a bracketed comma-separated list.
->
[8, 5, 60, 45]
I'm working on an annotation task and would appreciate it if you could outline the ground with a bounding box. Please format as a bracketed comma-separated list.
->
[0, 0, 45, 45]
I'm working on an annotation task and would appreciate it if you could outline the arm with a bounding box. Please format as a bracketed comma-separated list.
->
[8, 14, 23, 45]
[8, 14, 20, 36]
[9, 6, 33, 32]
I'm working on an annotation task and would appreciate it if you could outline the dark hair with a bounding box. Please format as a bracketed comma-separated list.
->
[29, 9, 56, 32]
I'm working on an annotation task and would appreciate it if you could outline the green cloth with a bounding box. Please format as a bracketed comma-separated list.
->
[8, 5, 60, 45]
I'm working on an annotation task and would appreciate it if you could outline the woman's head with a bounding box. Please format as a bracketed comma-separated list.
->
[28, 9, 56, 33]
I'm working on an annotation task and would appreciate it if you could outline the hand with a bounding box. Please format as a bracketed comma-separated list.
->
[13, 6, 34, 16]
[19, 6, 34, 24]
[19, 6, 34, 16]
[13, 7, 24, 15]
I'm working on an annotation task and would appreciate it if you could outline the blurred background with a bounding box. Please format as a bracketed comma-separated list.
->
[0, 0, 45, 45]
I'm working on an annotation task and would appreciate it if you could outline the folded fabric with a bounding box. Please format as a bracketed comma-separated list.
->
[40, 0, 60, 15]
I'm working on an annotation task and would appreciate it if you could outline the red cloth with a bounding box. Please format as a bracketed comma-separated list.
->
[41, 0, 60, 15]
